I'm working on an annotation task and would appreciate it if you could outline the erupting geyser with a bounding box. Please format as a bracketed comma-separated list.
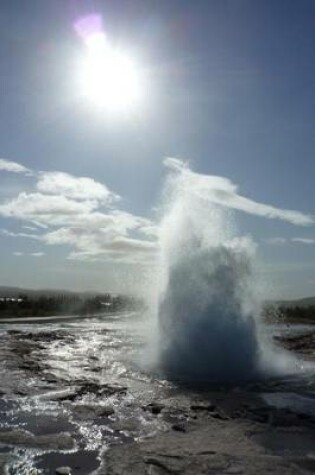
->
[155, 158, 294, 384]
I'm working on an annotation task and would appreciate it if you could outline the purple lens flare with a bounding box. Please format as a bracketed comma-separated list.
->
[74, 14, 105, 42]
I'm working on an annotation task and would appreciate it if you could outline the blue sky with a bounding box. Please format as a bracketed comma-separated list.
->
[0, 0, 314, 298]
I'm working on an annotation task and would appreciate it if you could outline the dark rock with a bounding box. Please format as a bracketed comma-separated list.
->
[190, 403, 216, 412]
[144, 403, 165, 415]
[211, 412, 229, 421]
[171, 423, 186, 433]
[73, 403, 114, 419]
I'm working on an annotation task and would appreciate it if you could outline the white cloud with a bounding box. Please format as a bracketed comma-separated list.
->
[0, 184, 156, 263]
[139, 224, 159, 238]
[42, 225, 158, 262]
[265, 237, 315, 245]
[12, 251, 44, 257]
[0, 229, 40, 240]
[165, 158, 314, 226]
[292, 237, 315, 244]
[1, 157, 313, 267]
[0, 192, 98, 226]
[0, 159, 31, 175]
[37, 171, 119, 203]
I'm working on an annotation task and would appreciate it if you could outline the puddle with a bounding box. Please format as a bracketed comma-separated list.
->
[262, 392, 315, 417]
[9, 412, 75, 436]
[36, 449, 100, 475]
[253, 429, 315, 456]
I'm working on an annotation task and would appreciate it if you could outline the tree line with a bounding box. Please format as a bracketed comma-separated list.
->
[263, 304, 315, 324]
[0, 293, 144, 318]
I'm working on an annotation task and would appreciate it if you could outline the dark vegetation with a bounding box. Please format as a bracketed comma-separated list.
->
[0, 286, 314, 322]
[0, 293, 144, 318]
[263, 303, 315, 324]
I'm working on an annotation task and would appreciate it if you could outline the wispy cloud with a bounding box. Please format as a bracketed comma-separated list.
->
[292, 237, 315, 245]
[0, 158, 32, 175]
[165, 157, 314, 226]
[13, 251, 45, 257]
[265, 237, 315, 245]
[1, 229, 40, 240]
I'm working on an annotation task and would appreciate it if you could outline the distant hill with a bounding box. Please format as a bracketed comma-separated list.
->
[273, 297, 315, 308]
[1, 286, 315, 307]
[0, 286, 111, 299]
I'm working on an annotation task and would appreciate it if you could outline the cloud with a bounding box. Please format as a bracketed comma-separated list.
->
[0, 158, 31, 175]
[0, 181, 156, 263]
[0, 192, 98, 226]
[0, 229, 40, 240]
[42, 224, 158, 263]
[165, 158, 314, 226]
[139, 224, 159, 238]
[292, 237, 315, 244]
[0, 159, 154, 264]
[12, 251, 45, 257]
[37, 171, 118, 203]
[265, 236, 315, 245]
[1, 157, 313, 266]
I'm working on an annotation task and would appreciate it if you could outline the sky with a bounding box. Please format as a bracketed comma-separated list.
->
[0, 0, 314, 299]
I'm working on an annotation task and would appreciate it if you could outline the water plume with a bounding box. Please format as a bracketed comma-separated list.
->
[155, 159, 292, 383]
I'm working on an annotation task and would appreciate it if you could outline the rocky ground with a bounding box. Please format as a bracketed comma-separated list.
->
[275, 331, 315, 358]
[102, 330, 315, 475]
[0, 322, 314, 474]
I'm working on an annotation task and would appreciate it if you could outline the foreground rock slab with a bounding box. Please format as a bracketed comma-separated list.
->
[102, 418, 313, 475]
[0, 429, 75, 451]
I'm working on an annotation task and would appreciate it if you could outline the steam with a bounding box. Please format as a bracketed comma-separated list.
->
[155, 159, 299, 383]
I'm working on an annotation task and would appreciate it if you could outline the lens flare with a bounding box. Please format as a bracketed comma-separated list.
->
[74, 14, 143, 112]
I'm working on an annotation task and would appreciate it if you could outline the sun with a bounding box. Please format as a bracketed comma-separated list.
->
[77, 32, 143, 112]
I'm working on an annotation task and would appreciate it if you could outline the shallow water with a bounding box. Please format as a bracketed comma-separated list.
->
[0, 313, 314, 474]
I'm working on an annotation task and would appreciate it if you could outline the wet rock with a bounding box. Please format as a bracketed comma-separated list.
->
[73, 403, 114, 419]
[102, 420, 304, 475]
[114, 417, 139, 433]
[275, 331, 315, 356]
[36, 387, 80, 401]
[56, 467, 72, 475]
[0, 454, 13, 475]
[0, 429, 75, 450]
[144, 403, 165, 415]
[226, 465, 244, 474]
[211, 412, 229, 421]
[69, 382, 127, 399]
[190, 402, 216, 412]
[171, 423, 186, 433]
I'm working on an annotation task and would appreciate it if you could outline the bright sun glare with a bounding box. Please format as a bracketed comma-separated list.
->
[78, 32, 143, 112]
